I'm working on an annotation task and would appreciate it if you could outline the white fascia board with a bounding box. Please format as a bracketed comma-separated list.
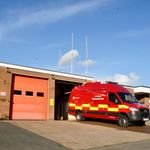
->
[0, 62, 93, 81]
[134, 87, 150, 93]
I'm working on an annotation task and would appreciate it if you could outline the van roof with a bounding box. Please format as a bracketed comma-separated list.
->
[75, 82, 129, 93]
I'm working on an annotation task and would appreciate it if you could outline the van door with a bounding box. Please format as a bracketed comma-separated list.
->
[108, 92, 121, 120]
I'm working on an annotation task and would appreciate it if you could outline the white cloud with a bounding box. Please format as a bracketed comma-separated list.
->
[0, 0, 111, 40]
[58, 49, 79, 66]
[79, 59, 95, 66]
[99, 72, 140, 85]
[13, 0, 105, 27]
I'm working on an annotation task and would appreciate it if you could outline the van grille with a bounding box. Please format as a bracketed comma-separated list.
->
[139, 108, 149, 118]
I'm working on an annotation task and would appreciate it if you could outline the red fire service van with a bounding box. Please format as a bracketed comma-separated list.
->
[68, 82, 150, 127]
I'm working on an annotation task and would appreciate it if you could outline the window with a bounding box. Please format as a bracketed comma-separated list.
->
[14, 90, 22, 95]
[26, 91, 33, 96]
[109, 92, 120, 104]
[37, 92, 44, 97]
[117, 92, 138, 103]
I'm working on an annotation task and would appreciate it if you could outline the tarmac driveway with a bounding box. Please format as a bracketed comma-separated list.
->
[0, 121, 68, 150]
[1, 120, 150, 150]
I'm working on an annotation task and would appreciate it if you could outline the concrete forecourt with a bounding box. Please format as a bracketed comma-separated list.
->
[1, 120, 150, 150]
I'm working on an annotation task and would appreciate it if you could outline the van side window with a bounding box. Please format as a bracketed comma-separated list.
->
[109, 92, 120, 104]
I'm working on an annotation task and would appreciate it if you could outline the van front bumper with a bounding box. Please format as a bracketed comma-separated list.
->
[128, 110, 150, 122]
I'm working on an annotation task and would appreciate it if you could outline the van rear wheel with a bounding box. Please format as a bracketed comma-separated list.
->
[76, 111, 84, 121]
[118, 114, 129, 127]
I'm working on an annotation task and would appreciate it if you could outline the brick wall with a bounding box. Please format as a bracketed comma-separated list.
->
[0, 67, 12, 119]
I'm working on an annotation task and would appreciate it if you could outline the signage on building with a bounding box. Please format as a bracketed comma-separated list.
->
[0, 92, 6, 96]
[50, 99, 54, 106]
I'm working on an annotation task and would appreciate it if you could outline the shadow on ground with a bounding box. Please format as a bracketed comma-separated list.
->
[0, 121, 69, 150]
[71, 118, 150, 134]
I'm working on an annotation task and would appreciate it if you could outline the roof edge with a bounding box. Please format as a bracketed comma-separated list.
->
[0, 62, 93, 81]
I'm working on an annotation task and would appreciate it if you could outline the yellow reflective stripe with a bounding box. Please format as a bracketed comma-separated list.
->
[108, 108, 119, 112]
[69, 103, 76, 107]
[75, 106, 82, 110]
[98, 104, 108, 108]
[82, 104, 90, 107]
[70, 103, 129, 112]
[90, 107, 99, 111]
[118, 105, 129, 109]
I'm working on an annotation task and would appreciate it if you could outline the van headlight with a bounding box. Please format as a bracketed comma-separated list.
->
[129, 107, 139, 112]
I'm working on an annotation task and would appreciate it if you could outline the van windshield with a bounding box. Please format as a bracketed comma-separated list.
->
[117, 92, 139, 103]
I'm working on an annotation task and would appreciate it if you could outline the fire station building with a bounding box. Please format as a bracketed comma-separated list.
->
[1, 62, 150, 121]
[0, 62, 93, 120]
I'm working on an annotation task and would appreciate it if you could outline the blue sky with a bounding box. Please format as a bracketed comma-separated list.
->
[0, 0, 150, 86]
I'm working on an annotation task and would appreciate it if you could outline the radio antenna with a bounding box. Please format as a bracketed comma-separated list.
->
[70, 32, 74, 73]
[85, 36, 88, 74]
[59, 49, 62, 71]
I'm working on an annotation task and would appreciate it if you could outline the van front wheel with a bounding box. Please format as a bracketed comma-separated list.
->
[76, 111, 84, 121]
[118, 114, 129, 127]
[136, 121, 145, 126]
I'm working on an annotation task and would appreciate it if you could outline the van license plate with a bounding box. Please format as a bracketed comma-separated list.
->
[143, 118, 149, 121]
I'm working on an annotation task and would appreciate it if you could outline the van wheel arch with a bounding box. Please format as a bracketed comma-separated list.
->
[118, 113, 129, 127]
[76, 110, 85, 121]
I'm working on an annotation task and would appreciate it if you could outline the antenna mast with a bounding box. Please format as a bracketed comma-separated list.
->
[59, 49, 62, 71]
[85, 36, 88, 74]
[71, 32, 74, 50]
[71, 32, 74, 73]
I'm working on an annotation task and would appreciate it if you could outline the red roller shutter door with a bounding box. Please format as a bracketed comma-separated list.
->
[11, 75, 48, 120]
